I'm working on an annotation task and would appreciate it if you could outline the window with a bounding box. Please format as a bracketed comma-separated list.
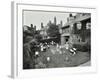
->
[77, 22, 82, 30]
[86, 22, 91, 29]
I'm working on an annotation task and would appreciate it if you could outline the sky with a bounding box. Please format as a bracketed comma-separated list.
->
[23, 10, 76, 30]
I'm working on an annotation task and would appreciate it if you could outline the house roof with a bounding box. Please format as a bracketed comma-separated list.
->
[62, 15, 91, 29]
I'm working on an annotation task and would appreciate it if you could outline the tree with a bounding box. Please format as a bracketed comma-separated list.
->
[34, 34, 42, 42]
[47, 24, 60, 38]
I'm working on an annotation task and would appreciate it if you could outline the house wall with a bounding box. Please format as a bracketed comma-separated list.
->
[61, 13, 91, 47]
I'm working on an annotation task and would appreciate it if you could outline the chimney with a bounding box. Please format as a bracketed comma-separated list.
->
[49, 20, 51, 24]
[60, 20, 63, 27]
[34, 25, 36, 31]
[69, 14, 73, 17]
[41, 22, 43, 28]
[54, 17, 57, 25]
[30, 24, 33, 28]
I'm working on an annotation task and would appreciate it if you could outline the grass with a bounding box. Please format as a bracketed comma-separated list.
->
[35, 45, 90, 68]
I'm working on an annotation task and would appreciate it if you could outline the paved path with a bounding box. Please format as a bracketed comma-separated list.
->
[79, 61, 91, 66]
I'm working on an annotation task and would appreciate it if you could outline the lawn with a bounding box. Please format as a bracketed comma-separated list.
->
[35, 45, 90, 68]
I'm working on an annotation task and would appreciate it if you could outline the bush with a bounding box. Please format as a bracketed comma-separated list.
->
[73, 44, 90, 52]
